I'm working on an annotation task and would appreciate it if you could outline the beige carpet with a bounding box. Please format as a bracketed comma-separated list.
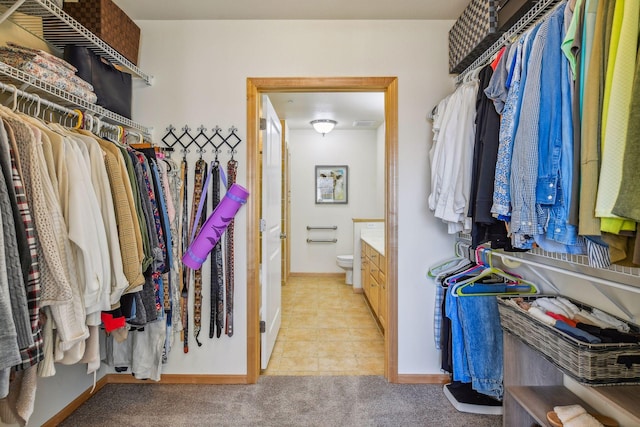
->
[59, 376, 502, 426]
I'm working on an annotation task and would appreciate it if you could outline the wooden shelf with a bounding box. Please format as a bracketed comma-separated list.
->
[508, 386, 596, 427]
[504, 332, 640, 427]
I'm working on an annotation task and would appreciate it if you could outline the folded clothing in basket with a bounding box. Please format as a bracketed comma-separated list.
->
[510, 297, 640, 344]
[498, 295, 640, 385]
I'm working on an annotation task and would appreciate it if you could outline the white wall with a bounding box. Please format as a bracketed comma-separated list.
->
[130, 19, 457, 377]
[289, 128, 380, 273]
[12, 19, 459, 425]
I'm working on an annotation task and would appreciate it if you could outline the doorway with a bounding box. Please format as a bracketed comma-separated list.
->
[246, 77, 398, 384]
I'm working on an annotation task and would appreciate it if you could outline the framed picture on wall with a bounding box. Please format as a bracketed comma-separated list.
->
[315, 165, 348, 204]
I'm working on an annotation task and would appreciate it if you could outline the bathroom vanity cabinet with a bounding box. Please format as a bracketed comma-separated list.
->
[361, 239, 387, 331]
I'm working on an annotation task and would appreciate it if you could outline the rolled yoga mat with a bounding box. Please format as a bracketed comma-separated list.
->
[182, 183, 249, 269]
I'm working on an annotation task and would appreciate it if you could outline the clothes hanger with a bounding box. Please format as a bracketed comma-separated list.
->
[452, 247, 538, 296]
[428, 241, 473, 278]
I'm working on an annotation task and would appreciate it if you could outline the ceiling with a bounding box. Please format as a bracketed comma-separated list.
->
[267, 92, 385, 131]
[111, 0, 469, 21]
[111, 0, 466, 131]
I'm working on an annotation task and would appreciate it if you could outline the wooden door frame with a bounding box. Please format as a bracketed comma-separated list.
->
[246, 77, 398, 383]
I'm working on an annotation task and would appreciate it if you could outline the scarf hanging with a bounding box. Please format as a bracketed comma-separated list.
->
[225, 159, 238, 336]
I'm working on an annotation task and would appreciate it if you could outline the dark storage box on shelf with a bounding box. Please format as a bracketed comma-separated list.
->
[498, 295, 640, 386]
[64, 45, 132, 118]
[448, 0, 502, 74]
[61, 0, 140, 65]
[497, 0, 541, 31]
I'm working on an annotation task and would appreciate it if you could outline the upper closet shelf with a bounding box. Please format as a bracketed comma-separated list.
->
[0, 60, 151, 134]
[0, 0, 153, 85]
[454, 0, 563, 85]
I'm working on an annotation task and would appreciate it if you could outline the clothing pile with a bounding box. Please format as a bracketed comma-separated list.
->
[429, 0, 640, 268]
[0, 42, 97, 103]
[504, 296, 640, 344]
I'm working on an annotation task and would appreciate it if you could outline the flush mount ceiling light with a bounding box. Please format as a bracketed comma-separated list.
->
[310, 119, 337, 136]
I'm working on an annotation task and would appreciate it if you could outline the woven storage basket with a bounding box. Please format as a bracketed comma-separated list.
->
[449, 0, 502, 73]
[498, 295, 640, 386]
[61, 0, 140, 65]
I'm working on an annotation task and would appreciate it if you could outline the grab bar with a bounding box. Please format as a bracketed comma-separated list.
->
[306, 226, 337, 230]
[306, 238, 338, 243]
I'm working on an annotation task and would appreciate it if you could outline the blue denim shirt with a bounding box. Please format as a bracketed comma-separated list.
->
[491, 25, 540, 221]
[510, 18, 549, 249]
[535, 5, 584, 253]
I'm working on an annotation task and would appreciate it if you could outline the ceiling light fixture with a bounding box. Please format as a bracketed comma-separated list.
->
[310, 119, 337, 136]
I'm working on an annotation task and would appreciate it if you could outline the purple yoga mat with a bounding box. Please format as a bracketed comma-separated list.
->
[182, 183, 249, 269]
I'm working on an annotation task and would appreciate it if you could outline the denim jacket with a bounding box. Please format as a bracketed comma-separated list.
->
[510, 17, 549, 249]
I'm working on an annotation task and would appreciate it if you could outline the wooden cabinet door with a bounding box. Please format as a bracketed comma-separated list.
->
[378, 270, 386, 330]
[368, 263, 380, 314]
[361, 243, 370, 298]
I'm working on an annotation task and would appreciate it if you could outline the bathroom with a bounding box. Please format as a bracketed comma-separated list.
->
[269, 92, 386, 288]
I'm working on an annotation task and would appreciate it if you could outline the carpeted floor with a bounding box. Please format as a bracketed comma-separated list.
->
[59, 376, 502, 426]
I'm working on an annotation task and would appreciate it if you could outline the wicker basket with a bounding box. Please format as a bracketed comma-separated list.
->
[61, 0, 140, 65]
[497, 295, 640, 386]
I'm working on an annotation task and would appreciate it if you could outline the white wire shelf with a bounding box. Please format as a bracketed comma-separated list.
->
[0, 0, 153, 85]
[0, 61, 151, 134]
[456, 233, 640, 292]
[453, 0, 564, 85]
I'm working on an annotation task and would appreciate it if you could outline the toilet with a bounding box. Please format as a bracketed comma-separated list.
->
[336, 254, 354, 285]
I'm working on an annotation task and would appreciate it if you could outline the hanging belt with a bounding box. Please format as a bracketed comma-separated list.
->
[225, 159, 237, 336]
[179, 158, 189, 352]
[184, 158, 206, 352]
[210, 160, 224, 338]
[192, 161, 209, 347]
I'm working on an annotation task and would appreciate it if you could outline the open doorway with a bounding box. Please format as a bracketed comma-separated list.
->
[246, 77, 398, 383]
[267, 91, 385, 376]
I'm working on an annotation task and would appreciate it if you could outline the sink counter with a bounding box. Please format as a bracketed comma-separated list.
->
[361, 230, 384, 256]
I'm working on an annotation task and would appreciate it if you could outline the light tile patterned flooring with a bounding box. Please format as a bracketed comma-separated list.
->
[262, 275, 385, 376]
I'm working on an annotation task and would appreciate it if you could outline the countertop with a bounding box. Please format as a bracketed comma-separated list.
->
[361, 230, 384, 255]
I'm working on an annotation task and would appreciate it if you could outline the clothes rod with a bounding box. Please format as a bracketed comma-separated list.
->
[489, 248, 640, 295]
[306, 226, 337, 230]
[306, 238, 337, 243]
[0, 81, 78, 117]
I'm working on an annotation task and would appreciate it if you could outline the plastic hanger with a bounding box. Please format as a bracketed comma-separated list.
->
[452, 247, 538, 297]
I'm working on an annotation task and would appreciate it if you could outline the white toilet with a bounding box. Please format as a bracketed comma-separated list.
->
[336, 254, 354, 285]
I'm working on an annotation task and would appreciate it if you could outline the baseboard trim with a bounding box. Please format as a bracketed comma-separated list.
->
[106, 373, 250, 385]
[43, 373, 250, 425]
[395, 374, 451, 384]
[352, 287, 364, 294]
[41, 375, 110, 427]
[288, 272, 343, 278]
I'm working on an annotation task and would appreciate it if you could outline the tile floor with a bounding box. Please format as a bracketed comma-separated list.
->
[262, 275, 385, 376]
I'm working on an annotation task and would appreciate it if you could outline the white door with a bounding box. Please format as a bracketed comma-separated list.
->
[261, 95, 283, 370]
